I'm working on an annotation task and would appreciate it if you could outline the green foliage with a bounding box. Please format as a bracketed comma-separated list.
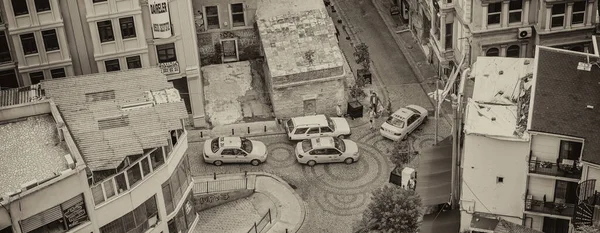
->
[390, 140, 413, 168]
[575, 225, 600, 233]
[355, 185, 422, 233]
[350, 84, 366, 101]
[354, 43, 370, 70]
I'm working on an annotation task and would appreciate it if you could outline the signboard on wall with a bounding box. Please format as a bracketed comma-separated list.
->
[159, 61, 180, 75]
[63, 200, 88, 229]
[149, 0, 172, 38]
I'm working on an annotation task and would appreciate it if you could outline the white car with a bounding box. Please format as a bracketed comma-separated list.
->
[286, 115, 351, 141]
[203, 137, 268, 166]
[294, 137, 360, 166]
[380, 105, 428, 141]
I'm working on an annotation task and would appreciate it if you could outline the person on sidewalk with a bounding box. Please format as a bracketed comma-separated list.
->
[370, 91, 380, 110]
[369, 107, 376, 129]
[336, 104, 343, 117]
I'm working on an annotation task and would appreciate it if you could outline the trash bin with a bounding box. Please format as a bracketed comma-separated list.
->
[347, 101, 363, 119]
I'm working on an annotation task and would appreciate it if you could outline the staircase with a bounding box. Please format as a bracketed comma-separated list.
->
[573, 179, 597, 227]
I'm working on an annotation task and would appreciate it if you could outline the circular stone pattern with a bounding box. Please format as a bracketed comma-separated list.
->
[314, 190, 370, 216]
[410, 133, 447, 152]
[265, 142, 297, 168]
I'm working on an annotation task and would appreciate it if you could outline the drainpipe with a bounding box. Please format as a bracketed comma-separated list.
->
[452, 67, 470, 209]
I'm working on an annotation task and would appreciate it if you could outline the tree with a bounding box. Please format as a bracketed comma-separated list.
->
[390, 139, 415, 168]
[575, 225, 600, 233]
[354, 185, 422, 233]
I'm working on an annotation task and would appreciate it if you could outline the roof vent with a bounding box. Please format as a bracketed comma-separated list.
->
[587, 105, 594, 109]
[499, 70, 504, 75]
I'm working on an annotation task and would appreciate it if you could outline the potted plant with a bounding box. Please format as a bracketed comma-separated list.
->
[354, 43, 372, 85]
[389, 139, 419, 185]
[347, 83, 366, 119]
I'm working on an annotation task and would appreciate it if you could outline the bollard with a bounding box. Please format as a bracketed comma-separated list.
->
[248, 127, 250, 134]
[264, 125, 267, 132]
[232, 128, 234, 135]
[200, 131, 203, 138]
[213, 172, 216, 180]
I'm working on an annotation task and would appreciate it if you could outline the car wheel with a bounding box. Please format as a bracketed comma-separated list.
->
[213, 160, 223, 166]
[344, 158, 354, 164]
[307, 160, 317, 167]
[337, 135, 345, 139]
[251, 159, 261, 166]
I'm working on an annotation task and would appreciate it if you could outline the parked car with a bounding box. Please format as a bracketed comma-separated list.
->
[294, 137, 360, 166]
[380, 105, 428, 141]
[202, 137, 268, 166]
[286, 115, 351, 141]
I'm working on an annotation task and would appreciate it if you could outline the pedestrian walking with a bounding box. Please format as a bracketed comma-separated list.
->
[336, 104, 343, 117]
[370, 91, 380, 110]
[369, 107, 376, 129]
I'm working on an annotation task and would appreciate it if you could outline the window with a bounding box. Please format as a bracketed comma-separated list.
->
[97, 20, 115, 43]
[29, 72, 44, 84]
[20, 33, 38, 55]
[230, 3, 245, 27]
[126, 56, 142, 69]
[572, 1, 586, 25]
[156, 43, 177, 63]
[105, 59, 120, 72]
[93, 0, 107, 3]
[445, 23, 453, 49]
[496, 177, 504, 183]
[320, 126, 333, 133]
[487, 2, 502, 25]
[551, 4, 566, 28]
[294, 128, 308, 134]
[0, 32, 11, 63]
[42, 29, 59, 51]
[0, 70, 19, 89]
[34, 0, 51, 12]
[11, 0, 29, 16]
[559, 140, 582, 160]
[150, 147, 165, 169]
[119, 17, 136, 39]
[307, 127, 320, 134]
[485, 47, 500, 56]
[20, 194, 89, 233]
[161, 156, 191, 215]
[205, 6, 219, 30]
[506, 45, 520, 57]
[50, 68, 66, 78]
[508, 0, 523, 23]
[99, 196, 159, 233]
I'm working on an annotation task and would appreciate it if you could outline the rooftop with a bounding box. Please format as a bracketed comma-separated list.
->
[0, 114, 69, 195]
[311, 137, 335, 148]
[529, 46, 600, 164]
[292, 115, 328, 126]
[256, 1, 344, 82]
[220, 137, 242, 148]
[470, 214, 542, 233]
[464, 57, 534, 140]
[42, 68, 188, 171]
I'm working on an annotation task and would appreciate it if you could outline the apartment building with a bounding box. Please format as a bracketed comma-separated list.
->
[1, 0, 73, 86]
[0, 3, 19, 89]
[405, 0, 598, 77]
[460, 57, 535, 232]
[0, 0, 206, 127]
[0, 68, 197, 233]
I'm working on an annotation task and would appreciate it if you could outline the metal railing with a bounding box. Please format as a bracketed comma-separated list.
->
[525, 199, 575, 217]
[247, 209, 272, 233]
[528, 160, 582, 179]
[192, 173, 249, 194]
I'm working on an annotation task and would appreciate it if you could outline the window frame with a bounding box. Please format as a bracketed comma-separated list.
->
[20, 33, 38, 55]
[93, 0, 108, 3]
[551, 3, 566, 28]
[119, 17, 137, 39]
[156, 43, 177, 63]
[42, 29, 60, 52]
[487, 2, 502, 26]
[104, 59, 121, 72]
[126, 56, 142, 69]
[506, 45, 520, 57]
[29, 71, 45, 85]
[34, 0, 51, 13]
[230, 3, 245, 27]
[97, 20, 115, 43]
[485, 47, 500, 56]
[571, 1, 586, 25]
[294, 127, 308, 135]
[444, 23, 453, 50]
[0, 31, 11, 63]
[50, 68, 66, 78]
[11, 0, 29, 16]
[508, 0, 523, 24]
[205, 6, 220, 30]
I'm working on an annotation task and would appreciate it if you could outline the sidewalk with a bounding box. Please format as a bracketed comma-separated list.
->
[187, 120, 286, 142]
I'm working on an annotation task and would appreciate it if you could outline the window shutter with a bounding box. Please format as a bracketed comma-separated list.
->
[20, 206, 63, 233]
[62, 195, 83, 208]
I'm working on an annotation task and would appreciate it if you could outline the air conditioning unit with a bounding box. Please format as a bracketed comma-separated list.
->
[518, 27, 532, 39]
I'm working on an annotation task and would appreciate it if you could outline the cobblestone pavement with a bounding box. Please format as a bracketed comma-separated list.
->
[194, 193, 272, 233]
[188, 116, 451, 232]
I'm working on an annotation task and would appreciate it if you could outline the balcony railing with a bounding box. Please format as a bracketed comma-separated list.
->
[528, 160, 582, 180]
[525, 199, 575, 217]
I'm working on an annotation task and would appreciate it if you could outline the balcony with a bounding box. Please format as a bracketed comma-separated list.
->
[528, 159, 582, 180]
[525, 199, 575, 218]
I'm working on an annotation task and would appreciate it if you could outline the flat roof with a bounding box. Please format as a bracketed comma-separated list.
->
[42, 68, 188, 171]
[0, 114, 69, 195]
[529, 46, 600, 164]
[464, 57, 534, 140]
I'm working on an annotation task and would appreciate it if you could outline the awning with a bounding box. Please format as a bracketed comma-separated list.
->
[415, 136, 453, 206]
[420, 209, 460, 233]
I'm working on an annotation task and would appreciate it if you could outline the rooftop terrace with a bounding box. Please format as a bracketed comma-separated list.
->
[0, 114, 69, 195]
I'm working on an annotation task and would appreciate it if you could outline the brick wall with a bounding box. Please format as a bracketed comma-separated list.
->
[197, 28, 261, 65]
[269, 76, 349, 119]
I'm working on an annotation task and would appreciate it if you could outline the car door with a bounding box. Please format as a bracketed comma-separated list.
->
[406, 114, 420, 134]
[220, 149, 236, 163]
[309, 149, 326, 163]
[293, 127, 309, 140]
[306, 127, 321, 139]
[326, 148, 344, 163]
[233, 149, 248, 163]
[320, 126, 334, 137]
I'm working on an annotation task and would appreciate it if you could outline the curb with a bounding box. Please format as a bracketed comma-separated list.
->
[370, 0, 453, 124]
[187, 131, 287, 143]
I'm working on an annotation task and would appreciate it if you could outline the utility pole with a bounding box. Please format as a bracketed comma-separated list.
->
[451, 67, 471, 209]
[434, 79, 439, 145]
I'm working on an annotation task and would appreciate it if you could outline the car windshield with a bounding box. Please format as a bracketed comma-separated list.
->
[405, 106, 420, 114]
[386, 116, 405, 128]
[241, 137, 253, 152]
[333, 137, 346, 152]
[286, 120, 294, 133]
[301, 140, 313, 152]
[211, 138, 220, 153]
[326, 117, 336, 130]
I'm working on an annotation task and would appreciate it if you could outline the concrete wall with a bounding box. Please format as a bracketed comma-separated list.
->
[0, 101, 51, 121]
[59, 0, 98, 75]
[193, 189, 253, 211]
[530, 133, 583, 162]
[527, 176, 556, 200]
[459, 134, 529, 232]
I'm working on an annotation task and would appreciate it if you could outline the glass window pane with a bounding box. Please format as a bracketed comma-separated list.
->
[572, 13, 584, 24]
[141, 157, 151, 177]
[133, 203, 147, 226]
[231, 3, 243, 13]
[573, 1, 586, 11]
[509, 12, 522, 23]
[121, 213, 135, 232]
[104, 180, 116, 199]
[488, 2, 502, 12]
[206, 6, 218, 15]
[150, 148, 165, 169]
[167, 220, 177, 233]
[177, 165, 188, 191]
[115, 173, 128, 193]
[552, 4, 565, 14]
[100, 218, 124, 233]
[127, 163, 142, 186]
[162, 183, 174, 214]
[552, 16, 564, 27]
[92, 185, 105, 205]
[145, 196, 158, 217]
[176, 209, 188, 233]
[509, 0, 522, 10]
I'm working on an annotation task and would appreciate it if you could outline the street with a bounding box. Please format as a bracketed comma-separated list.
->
[188, 117, 451, 232]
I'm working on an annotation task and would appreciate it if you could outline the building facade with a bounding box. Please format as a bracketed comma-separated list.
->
[0, 68, 197, 233]
[0, 0, 207, 127]
[0, 3, 20, 89]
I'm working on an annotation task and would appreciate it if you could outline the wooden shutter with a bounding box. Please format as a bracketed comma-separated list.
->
[20, 206, 62, 233]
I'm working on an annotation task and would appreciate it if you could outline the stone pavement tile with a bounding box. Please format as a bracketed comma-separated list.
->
[194, 196, 261, 233]
[255, 176, 305, 232]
